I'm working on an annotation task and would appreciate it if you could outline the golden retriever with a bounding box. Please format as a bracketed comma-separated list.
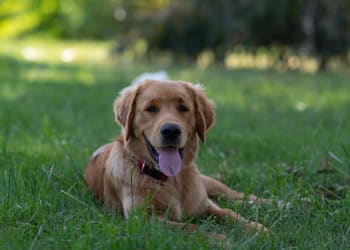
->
[84, 79, 269, 235]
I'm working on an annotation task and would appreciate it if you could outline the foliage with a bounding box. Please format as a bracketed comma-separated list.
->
[1, 40, 350, 249]
[0, 0, 121, 39]
[1, 0, 349, 69]
[128, 0, 350, 69]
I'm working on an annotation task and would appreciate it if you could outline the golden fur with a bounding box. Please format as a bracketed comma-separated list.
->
[84, 79, 268, 235]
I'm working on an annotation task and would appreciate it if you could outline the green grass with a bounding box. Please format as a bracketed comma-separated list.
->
[1, 40, 350, 249]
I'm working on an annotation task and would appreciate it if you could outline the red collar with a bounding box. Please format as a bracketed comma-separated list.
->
[136, 159, 168, 181]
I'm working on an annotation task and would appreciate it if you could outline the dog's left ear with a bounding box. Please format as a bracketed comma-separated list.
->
[113, 85, 139, 141]
[187, 83, 215, 143]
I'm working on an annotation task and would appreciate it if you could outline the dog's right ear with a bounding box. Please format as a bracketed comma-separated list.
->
[183, 82, 215, 143]
[192, 85, 215, 143]
[113, 86, 139, 141]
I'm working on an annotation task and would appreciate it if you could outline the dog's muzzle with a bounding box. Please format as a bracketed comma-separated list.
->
[144, 132, 184, 177]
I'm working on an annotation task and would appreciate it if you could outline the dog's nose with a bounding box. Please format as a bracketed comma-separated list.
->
[160, 123, 181, 142]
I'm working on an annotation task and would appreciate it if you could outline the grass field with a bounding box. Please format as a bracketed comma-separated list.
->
[1, 40, 350, 249]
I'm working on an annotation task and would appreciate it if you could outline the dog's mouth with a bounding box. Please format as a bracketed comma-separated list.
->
[144, 136, 184, 177]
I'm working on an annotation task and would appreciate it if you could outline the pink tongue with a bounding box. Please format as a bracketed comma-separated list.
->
[158, 148, 182, 177]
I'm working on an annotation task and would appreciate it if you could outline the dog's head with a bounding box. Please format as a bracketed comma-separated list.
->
[114, 80, 215, 176]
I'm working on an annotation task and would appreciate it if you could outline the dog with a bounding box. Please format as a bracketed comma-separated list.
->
[84, 79, 270, 235]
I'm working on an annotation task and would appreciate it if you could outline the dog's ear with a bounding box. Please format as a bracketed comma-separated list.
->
[188, 84, 215, 143]
[113, 86, 139, 141]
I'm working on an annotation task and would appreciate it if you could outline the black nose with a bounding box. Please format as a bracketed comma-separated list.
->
[160, 123, 181, 142]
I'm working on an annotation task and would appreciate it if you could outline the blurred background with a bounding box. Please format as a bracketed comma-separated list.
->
[1, 0, 349, 72]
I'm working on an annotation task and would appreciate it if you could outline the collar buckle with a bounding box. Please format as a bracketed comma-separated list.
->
[135, 159, 168, 182]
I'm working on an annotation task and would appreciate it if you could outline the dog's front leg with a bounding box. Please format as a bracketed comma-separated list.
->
[201, 174, 258, 201]
[120, 189, 145, 218]
[159, 219, 197, 231]
[160, 218, 226, 240]
[206, 199, 269, 234]
[201, 174, 285, 207]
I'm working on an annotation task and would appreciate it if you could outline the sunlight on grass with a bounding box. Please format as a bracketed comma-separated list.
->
[2, 39, 346, 74]
[60, 48, 76, 63]
[1, 39, 113, 65]
[197, 50, 215, 69]
[22, 46, 39, 61]
[296, 101, 307, 112]
[193, 47, 321, 73]
[24, 68, 96, 86]
[224, 52, 319, 73]
[0, 84, 27, 101]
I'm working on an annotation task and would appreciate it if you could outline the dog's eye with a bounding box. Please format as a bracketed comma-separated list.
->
[177, 104, 189, 113]
[145, 105, 159, 113]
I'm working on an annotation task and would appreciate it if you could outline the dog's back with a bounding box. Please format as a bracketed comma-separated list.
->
[85, 142, 115, 202]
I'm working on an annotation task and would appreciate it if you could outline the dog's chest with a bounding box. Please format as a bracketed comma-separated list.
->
[149, 170, 207, 219]
[178, 174, 208, 217]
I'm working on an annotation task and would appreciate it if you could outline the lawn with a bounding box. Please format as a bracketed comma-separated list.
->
[1, 40, 349, 249]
